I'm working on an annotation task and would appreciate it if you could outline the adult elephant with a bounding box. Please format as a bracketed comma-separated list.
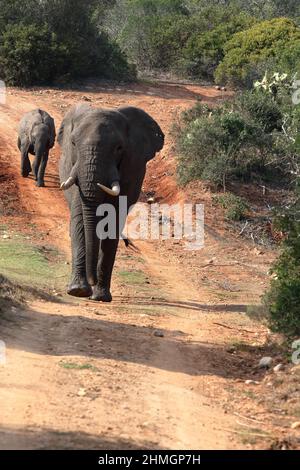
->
[58, 104, 164, 302]
[18, 109, 56, 187]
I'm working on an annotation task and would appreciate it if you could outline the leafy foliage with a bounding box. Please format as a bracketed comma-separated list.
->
[1, 1, 299, 85]
[103, 0, 191, 71]
[264, 184, 300, 337]
[180, 13, 256, 79]
[0, 0, 135, 86]
[175, 90, 286, 188]
[212, 193, 249, 220]
[0, 24, 62, 86]
[100, 1, 300, 81]
[215, 18, 300, 87]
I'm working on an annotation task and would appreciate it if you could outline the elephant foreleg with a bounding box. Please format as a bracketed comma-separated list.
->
[91, 238, 119, 302]
[20, 148, 31, 177]
[68, 193, 92, 298]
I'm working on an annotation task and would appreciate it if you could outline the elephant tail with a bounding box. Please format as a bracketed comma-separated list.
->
[122, 235, 140, 252]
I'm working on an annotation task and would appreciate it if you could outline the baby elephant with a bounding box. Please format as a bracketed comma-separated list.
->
[18, 109, 56, 187]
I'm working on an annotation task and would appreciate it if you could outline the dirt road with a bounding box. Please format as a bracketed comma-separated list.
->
[0, 82, 285, 449]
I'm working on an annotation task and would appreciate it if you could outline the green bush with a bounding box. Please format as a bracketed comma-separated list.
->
[175, 91, 282, 188]
[181, 13, 256, 79]
[212, 193, 249, 220]
[0, 24, 64, 86]
[0, 1, 135, 86]
[215, 18, 300, 87]
[0, 23, 135, 86]
[276, 39, 300, 75]
[149, 15, 195, 71]
[235, 90, 283, 133]
[103, 1, 261, 77]
[104, 0, 191, 71]
[264, 183, 300, 337]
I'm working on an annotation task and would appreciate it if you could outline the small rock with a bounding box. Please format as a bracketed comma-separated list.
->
[226, 346, 236, 354]
[245, 380, 260, 385]
[77, 388, 86, 397]
[291, 422, 300, 430]
[81, 95, 92, 102]
[2, 234, 10, 239]
[253, 247, 263, 256]
[273, 363, 284, 373]
[290, 365, 300, 374]
[154, 330, 164, 338]
[215, 86, 221, 90]
[221, 86, 227, 92]
[259, 357, 273, 369]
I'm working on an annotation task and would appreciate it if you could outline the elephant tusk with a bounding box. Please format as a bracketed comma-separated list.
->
[60, 176, 76, 190]
[97, 181, 120, 197]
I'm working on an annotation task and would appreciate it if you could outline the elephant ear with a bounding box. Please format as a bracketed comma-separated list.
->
[118, 106, 164, 162]
[57, 115, 69, 147]
[48, 117, 56, 148]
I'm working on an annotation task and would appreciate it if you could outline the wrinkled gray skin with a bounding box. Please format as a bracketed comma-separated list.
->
[58, 104, 164, 302]
[18, 109, 56, 187]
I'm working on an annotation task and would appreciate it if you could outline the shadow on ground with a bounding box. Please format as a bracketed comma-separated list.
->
[111, 295, 249, 314]
[0, 425, 159, 450]
[2, 301, 260, 380]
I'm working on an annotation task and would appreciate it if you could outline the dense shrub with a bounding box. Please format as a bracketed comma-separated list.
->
[103, 2, 258, 77]
[212, 193, 249, 220]
[181, 13, 256, 79]
[215, 18, 300, 87]
[0, 0, 135, 86]
[235, 90, 283, 133]
[264, 183, 300, 337]
[103, 0, 191, 71]
[175, 90, 285, 188]
[101, 1, 300, 79]
[276, 39, 300, 76]
[0, 24, 64, 86]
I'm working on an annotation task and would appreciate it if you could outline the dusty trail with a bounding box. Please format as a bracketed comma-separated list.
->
[0, 82, 271, 450]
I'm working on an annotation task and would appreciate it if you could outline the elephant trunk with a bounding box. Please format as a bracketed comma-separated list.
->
[82, 203, 100, 286]
[34, 139, 46, 159]
[79, 147, 120, 201]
